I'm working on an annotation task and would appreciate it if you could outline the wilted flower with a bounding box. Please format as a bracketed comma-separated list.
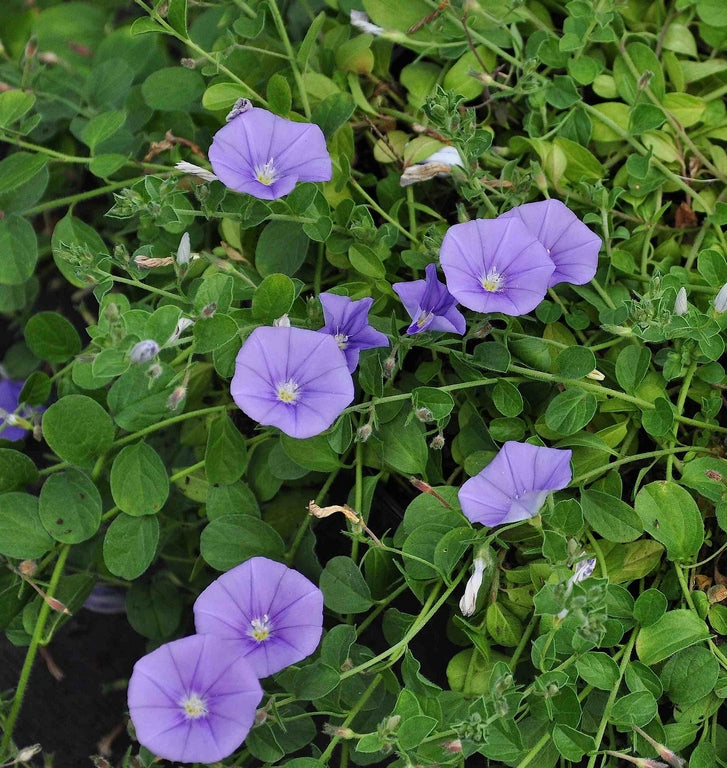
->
[194, 556, 324, 678]
[273, 314, 291, 327]
[674, 287, 688, 316]
[208, 107, 332, 200]
[459, 441, 572, 526]
[430, 432, 445, 450]
[400, 146, 463, 187]
[393, 263, 466, 335]
[440, 218, 555, 316]
[499, 200, 602, 287]
[174, 161, 219, 182]
[127, 634, 262, 763]
[129, 340, 160, 364]
[714, 283, 727, 313]
[0, 378, 33, 441]
[231, 326, 353, 439]
[349, 9, 384, 35]
[318, 293, 389, 372]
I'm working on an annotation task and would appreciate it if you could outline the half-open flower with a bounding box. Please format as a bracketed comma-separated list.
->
[393, 263, 466, 335]
[459, 441, 572, 526]
[208, 107, 332, 200]
[194, 556, 324, 679]
[498, 199, 602, 287]
[440, 218, 554, 316]
[318, 292, 389, 372]
[127, 634, 263, 763]
[231, 326, 354, 439]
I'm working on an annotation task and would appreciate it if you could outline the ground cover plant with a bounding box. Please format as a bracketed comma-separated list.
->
[1, 0, 727, 765]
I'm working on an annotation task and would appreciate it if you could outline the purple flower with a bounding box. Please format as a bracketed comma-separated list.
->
[499, 200, 602, 287]
[392, 263, 466, 335]
[194, 556, 324, 679]
[0, 378, 33, 441]
[127, 634, 263, 763]
[231, 326, 354, 439]
[319, 292, 389, 372]
[459, 441, 572, 526]
[208, 107, 332, 200]
[439, 218, 555, 316]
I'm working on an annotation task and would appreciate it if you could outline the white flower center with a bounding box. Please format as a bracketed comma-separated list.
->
[480, 268, 505, 293]
[416, 310, 433, 328]
[255, 158, 278, 186]
[181, 693, 208, 720]
[334, 332, 349, 350]
[276, 379, 300, 404]
[248, 614, 272, 642]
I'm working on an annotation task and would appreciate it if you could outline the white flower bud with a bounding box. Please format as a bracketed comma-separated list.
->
[571, 556, 596, 584]
[176, 232, 191, 266]
[174, 161, 218, 182]
[130, 340, 160, 364]
[585, 369, 605, 381]
[459, 556, 487, 617]
[167, 386, 187, 411]
[349, 10, 384, 35]
[167, 317, 194, 344]
[714, 283, 727, 313]
[674, 287, 688, 316]
[273, 314, 291, 327]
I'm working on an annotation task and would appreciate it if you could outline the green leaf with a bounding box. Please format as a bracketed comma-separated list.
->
[0, 153, 48, 196]
[610, 691, 657, 726]
[206, 481, 259, 520]
[581, 489, 643, 542]
[0, 492, 53, 559]
[167, 0, 188, 34]
[555, 346, 596, 379]
[0, 90, 36, 129]
[311, 92, 356, 138]
[39, 469, 102, 543]
[319, 556, 373, 613]
[255, 221, 310, 277]
[267, 73, 292, 115]
[402, 523, 449, 580]
[634, 481, 704, 561]
[680, 457, 727, 502]
[398, 715, 437, 751]
[281, 433, 340, 472]
[629, 104, 665, 135]
[200, 515, 285, 570]
[554, 136, 605, 181]
[636, 609, 710, 666]
[642, 397, 673, 437]
[545, 389, 598, 435]
[126, 578, 183, 639]
[552, 725, 596, 762]
[411, 387, 455, 421]
[349, 243, 385, 279]
[103, 514, 159, 580]
[492, 380, 523, 417]
[252, 273, 296, 323]
[80, 110, 126, 152]
[110, 442, 169, 516]
[141, 67, 205, 111]
[544, 75, 581, 108]
[661, 645, 719, 705]
[205, 415, 248, 484]
[193, 313, 238, 354]
[663, 92, 705, 127]
[0, 214, 38, 286]
[696, 0, 727, 26]
[575, 652, 619, 690]
[0, 449, 38, 493]
[24, 311, 81, 363]
[615, 346, 650, 393]
[19, 371, 51, 407]
[633, 589, 667, 627]
[42, 395, 115, 468]
[486, 602, 522, 647]
[377, 407, 428, 475]
[202, 82, 252, 111]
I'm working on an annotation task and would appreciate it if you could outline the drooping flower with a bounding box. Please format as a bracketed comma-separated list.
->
[318, 292, 389, 372]
[498, 200, 602, 287]
[231, 326, 354, 439]
[127, 634, 263, 763]
[0, 378, 35, 441]
[194, 556, 324, 679]
[393, 263, 466, 335]
[459, 441, 572, 526]
[208, 107, 332, 200]
[440, 218, 555, 316]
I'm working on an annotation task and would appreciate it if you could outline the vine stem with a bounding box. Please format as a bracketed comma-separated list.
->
[585, 629, 637, 768]
[0, 545, 71, 759]
[267, 0, 311, 118]
[665, 359, 697, 482]
[24, 176, 154, 216]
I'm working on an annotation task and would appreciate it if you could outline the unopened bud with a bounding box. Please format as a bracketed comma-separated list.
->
[356, 424, 372, 442]
[176, 232, 191, 266]
[167, 386, 187, 411]
[146, 363, 163, 380]
[414, 407, 433, 422]
[383, 715, 401, 733]
[254, 708, 268, 727]
[200, 302, 217, 319]
[180, 57, 196, 69]
[91, 757, 112, 768]
[632, 725, 686, 767]
[383, 354, 396, 377]
[430, 433, 445, 450]
[442, 739, 462, 754]
[471, 322, 493, 338]
[15, 744, 42, 763]
[167, 317, 194, 344]
[46, 595, 71, 615]
[585, 369, 604, 381]
[130, 339, 160, 364]
[322, 724, 355, 739]
[674, 287, 687, 316]
[273, 314, 291, 327]
[226, 97, 253, 122]
[459, 556, 487, 617]
[18, 560, 37, 577]
[705, 469, 723, 483]
[714, 283, 727, 313]
[571, 556, 597, 584]
[175, 161, 218, 182]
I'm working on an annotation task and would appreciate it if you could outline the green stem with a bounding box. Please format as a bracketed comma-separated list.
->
[0, 545, 71, 759]
[267, 0, 311, 118]
[113, 405, 234, 448]
[666, 360, 697, 482]
[24, 176, 153, 216]
[509, 612, 538, 668]
[107, 273, 188, 303]
[349, 179, 420, 244]
[515, 733, 551, 768]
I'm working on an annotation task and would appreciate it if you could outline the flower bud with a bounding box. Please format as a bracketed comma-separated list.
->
[356, 424, 372, 442]
[459, 555, 487, 617]
[322, 724, 355, 739]
[705, 469, 724, 483]
[414, 407, 434, 422]
[146, 363, 163, 380]
[714, 283, 727, 313]
[200, 302, 217, 319]
[571, 556, 596, 584]
[430, 433, 445, 450]
[18, 560, 37, 577]
[226, 97, 253, 122]
[167, 386, 187, 411]
[383, 354, 396, 378]
[15, 745, 42, 763]
[174, 161, 218, 182]
[176, 232, 191, 266]
[674, 287, 687, 316]
[273, 314, 291, 327]
[442, 739, 462, 754]
[180, 57, 196, 69]
[130, 339, 160, 364]
[586, 369, 605, 381]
